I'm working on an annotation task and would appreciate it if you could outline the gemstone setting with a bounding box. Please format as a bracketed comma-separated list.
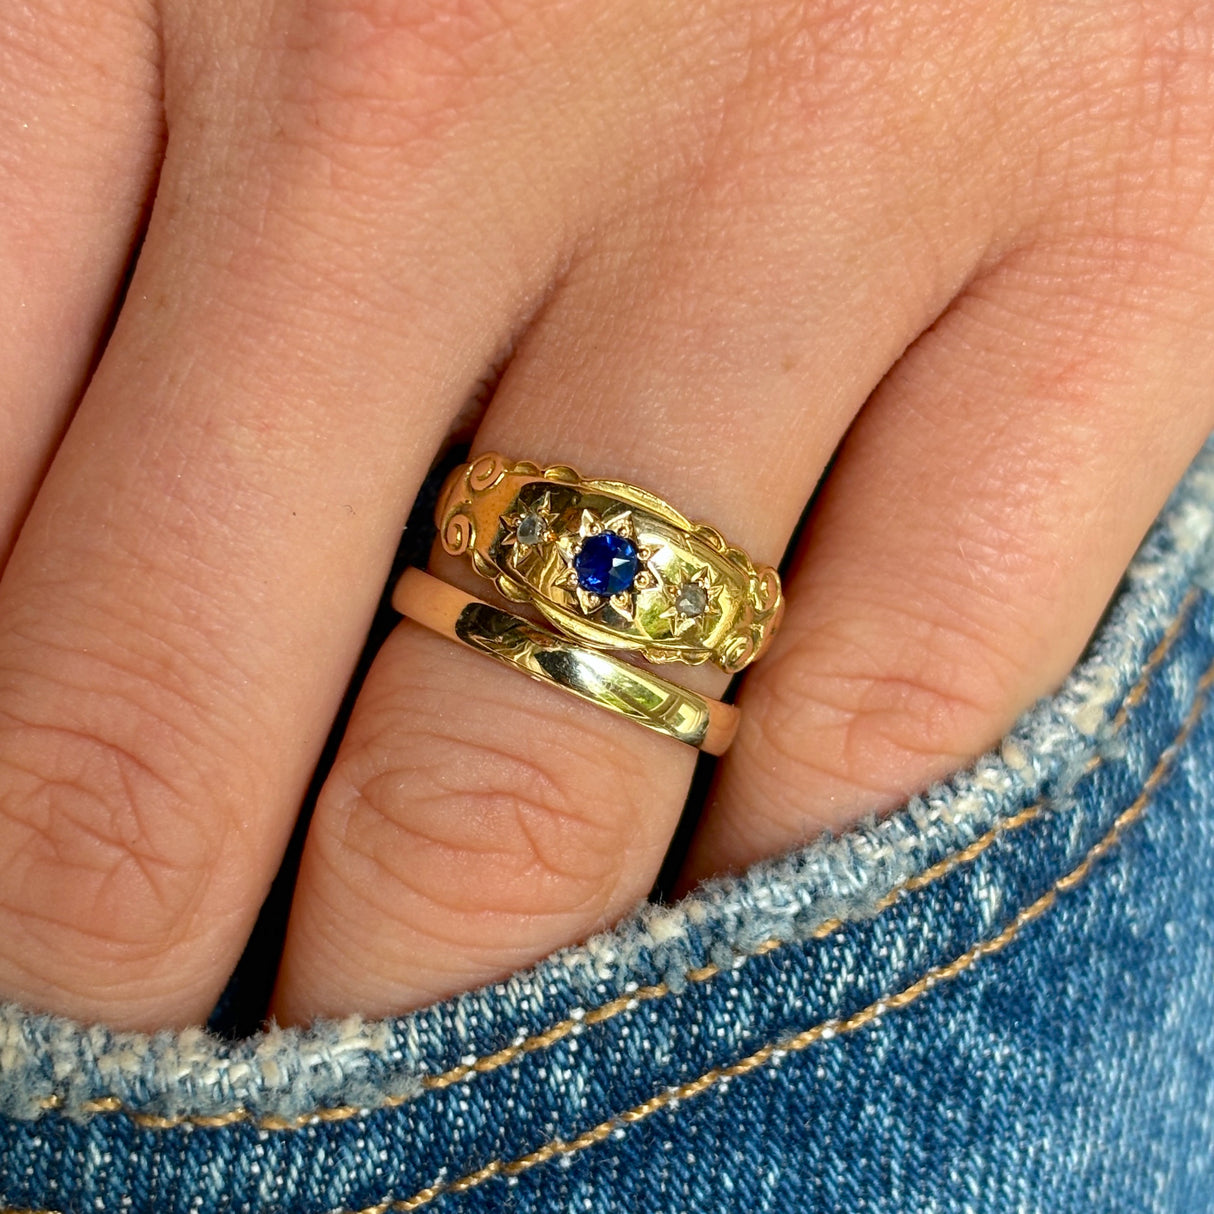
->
[574, 532, 639, 596]
[515, 513, 547, 545]
[674, 582, 709, 617]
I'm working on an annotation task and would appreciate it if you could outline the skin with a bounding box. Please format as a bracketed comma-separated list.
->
[0, 0, 1212, 1029]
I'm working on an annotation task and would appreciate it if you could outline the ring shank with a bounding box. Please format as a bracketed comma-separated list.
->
[393, 568, 740, 755]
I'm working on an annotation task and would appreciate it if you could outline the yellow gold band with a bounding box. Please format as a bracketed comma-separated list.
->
[392, 568, 741, 755]
[436, 453, 783, 674]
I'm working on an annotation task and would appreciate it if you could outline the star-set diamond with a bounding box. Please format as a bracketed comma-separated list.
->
[515, 512, 547, 545]
[658, 564, 724, 638]
[501, 490, 559, 553]
[674, 582, 708, 617]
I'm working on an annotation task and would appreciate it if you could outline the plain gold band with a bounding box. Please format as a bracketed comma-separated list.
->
[392, 568, 740, 755]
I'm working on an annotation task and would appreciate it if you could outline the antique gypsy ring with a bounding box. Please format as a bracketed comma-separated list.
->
[393, 568, 741, 754]
[432, 453, 784, 675]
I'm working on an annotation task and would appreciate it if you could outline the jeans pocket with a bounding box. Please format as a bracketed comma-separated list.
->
[4, 445, 1214, 1214]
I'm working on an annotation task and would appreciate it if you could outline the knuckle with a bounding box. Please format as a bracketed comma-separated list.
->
[1123, 1, 1214, 117]
[273, 0, 564, 152]
[0, 691, 219, 978]
[327, 708, 650, 924]
[1051, 3, 1214, 233]
[748, 606, 1013, 812]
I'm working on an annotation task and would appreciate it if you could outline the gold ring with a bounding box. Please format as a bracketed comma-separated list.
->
[393, 568, 741, 754]
[435, 453, 784, 674]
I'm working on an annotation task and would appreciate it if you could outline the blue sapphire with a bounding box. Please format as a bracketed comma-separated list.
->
[574, 532, 639, 596]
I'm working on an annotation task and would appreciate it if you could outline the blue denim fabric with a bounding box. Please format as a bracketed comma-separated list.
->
[3, 446, 1214, 1213]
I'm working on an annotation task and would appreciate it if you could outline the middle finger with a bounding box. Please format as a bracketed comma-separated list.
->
[270, 51, 1015, 1021]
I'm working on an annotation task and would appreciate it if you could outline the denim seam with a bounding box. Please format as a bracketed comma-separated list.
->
[347, 655, 1214, 1214]
[23, 584, 1201, 1139]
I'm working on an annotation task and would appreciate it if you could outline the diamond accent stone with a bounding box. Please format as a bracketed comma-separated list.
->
[675, 583, 709, 617]
[574, 532, 639, 596]
[516, 513, 546, 545]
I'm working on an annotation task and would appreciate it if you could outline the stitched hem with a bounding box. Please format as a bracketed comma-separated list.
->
[1, 441, 1213, 1128]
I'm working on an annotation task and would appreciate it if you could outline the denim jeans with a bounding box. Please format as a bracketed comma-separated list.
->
[2, 445, 1214, 1214]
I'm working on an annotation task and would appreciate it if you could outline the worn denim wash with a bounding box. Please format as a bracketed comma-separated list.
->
[3, 444, 1214, 1214]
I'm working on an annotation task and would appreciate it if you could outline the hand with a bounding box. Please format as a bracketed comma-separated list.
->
[1, 0, 1212, 1030]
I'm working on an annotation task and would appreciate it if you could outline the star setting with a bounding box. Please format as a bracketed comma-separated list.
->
[501, 490, 560, 551]
[553, 507, 658, 620]
[658, 564, 725, 638]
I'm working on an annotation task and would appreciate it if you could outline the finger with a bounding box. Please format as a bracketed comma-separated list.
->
[0, 0, 935, 1029]
[0, 0, 163, 563]
[273, 0, 1090, 1022]
[678, 230, 1214, 888]
[0, 2, 595, 1028]
[269, 114, 1006, 1025]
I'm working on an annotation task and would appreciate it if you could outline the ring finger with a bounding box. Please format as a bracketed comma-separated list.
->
[270, 163, 988, 1022]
